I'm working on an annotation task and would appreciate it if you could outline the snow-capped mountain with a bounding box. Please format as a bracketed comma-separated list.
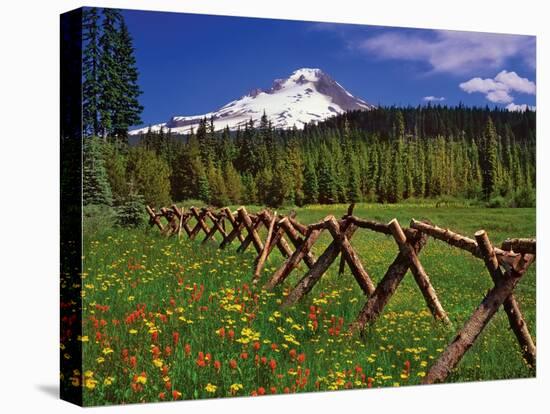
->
[129, 68, 374, 135]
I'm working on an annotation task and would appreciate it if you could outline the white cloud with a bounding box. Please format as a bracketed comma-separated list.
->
[359, 30, 535, 75]
[505, 103, 536, 112]
[494, 70, 536, 94]
[459, 70, 535, 104]
[486, 89, 514, 104]
[423, 96, 446, 102]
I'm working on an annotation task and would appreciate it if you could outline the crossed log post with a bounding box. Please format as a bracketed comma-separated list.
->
[188, 207, 212, 240]
[170, 205, 192, 238]
[423, 247, 535, 384]
[387, 219, 450, 324]
[351, 225, 430, 331]
[237, 207, 264, 254]
[264, 215, 328, 290]
[281, 216, 369, 307]
[201, 210, 228, 245]
[220, 207, 245, 248]
[159, 207, 179, 236]
[146, 206, 164, 231]
[407, 219, 536, 382]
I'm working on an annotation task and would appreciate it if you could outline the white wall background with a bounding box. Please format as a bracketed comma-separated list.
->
[0, 0, 547, 412]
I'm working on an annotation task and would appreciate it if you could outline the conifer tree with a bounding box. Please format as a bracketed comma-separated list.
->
[112, 18, 143, 141]
[126, 146, 171, 206]
[317, 146, 337, 204]
[83, 136, 113, 205]
[303, 160, 319, 204]
[481, 117, 499, 199]
[98, 8, 122, 138]
[224, 162, 243, 204]
[82, 8, 101, 137]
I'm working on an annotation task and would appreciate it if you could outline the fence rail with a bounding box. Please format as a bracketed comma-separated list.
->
[145, 203, 536, 384]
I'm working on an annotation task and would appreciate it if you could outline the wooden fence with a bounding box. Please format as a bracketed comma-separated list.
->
[146, 203, 536, 384]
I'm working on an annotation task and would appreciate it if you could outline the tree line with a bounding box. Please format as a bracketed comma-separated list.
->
[85, 105, 535, 211]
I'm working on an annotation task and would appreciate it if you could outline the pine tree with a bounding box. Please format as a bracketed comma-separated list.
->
[481, 117, 499, 200]
[83, 136, 113, 205]
[126, 146, 171, 206]
[241, 173, 258, 205]
[97, 8, 122, 139]
[82, 8, 101, 137]
[317, 146, 337, 204]
[303, 160, 319, 204]
[112, 18, 143, 141]
[115, 186, 145, 228]
[206, 162, 229, 206]
[224, 162, 243, 204]
[286, 137, 304, 205]
[103, 141, 128, 202]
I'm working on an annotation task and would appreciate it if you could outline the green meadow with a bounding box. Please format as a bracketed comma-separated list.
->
[79, 203, 536, 405]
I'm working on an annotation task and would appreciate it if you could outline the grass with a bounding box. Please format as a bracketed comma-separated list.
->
[77, 203, 536, 406]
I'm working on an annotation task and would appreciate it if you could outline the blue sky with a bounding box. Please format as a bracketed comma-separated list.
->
[120, 9, 536, 127]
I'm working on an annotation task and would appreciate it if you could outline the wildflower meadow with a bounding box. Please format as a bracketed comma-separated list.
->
[74, 203, 535, 405]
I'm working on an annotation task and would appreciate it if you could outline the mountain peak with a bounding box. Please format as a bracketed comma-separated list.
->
[130, 68, 374, 135]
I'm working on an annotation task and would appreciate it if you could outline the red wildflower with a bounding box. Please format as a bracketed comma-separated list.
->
[158, 392, 165, 400]
[172, 331, 179, 345]
[240, 352, 248, 360]
[289, 349, 297, 360]
[229, 359, 238, 369]
[253, 341, 261, 351]
[151, 331, 158, 343]
[269, 359, 277, 373]
[297, 353, 306, 364]
[184, 344, 191, 356]
[257, 387, 266, 395]
[214, 360, 221, 371]
[270, 386, 277, 394]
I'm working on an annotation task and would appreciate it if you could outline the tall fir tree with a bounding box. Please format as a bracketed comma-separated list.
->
[303, 160, 319, 204]
[97, 8, 122, 139]
[82, 8, 101, 137]
[481, 117, 499, 200]
[112, 18, 143, 141]
[83, 137, 113, 205]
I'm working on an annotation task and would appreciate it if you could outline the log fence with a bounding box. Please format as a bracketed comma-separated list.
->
[146, 204, 536, 384]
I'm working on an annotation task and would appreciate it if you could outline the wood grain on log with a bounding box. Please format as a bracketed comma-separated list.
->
[279, 217, 317, 268]
[501, 238, 536, 254]
[253, 212, 277, 283]
[326, 217, 375, 295]
[423, 253, 534, 384]
[282, 219, 358, 307]
[475, 230, 536, 367]
[237, 207, 264, 254]
[388, 219, 450, 324]
[264, 217, 329, 290]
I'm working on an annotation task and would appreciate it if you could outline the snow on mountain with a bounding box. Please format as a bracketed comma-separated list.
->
[129, 68, 374, 135]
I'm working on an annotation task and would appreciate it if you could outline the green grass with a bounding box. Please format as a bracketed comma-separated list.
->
[78, 203, 536, 406]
